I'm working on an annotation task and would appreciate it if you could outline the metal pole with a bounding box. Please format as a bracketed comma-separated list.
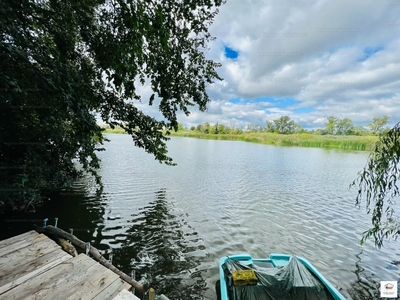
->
[149, 288, 155, 300]
[131, 270, 136, 295]
[109, 253, 113, 264]
[86, 242, 91, 256]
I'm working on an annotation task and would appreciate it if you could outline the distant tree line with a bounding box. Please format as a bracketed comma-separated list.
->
[182, 115, 390, 135]
[187, 121, 244, 135]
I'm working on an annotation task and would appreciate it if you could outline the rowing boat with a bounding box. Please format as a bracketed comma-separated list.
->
[218, 253, 346, 300]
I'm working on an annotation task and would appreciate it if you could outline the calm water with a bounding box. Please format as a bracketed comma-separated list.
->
[1, 134, 400, 299]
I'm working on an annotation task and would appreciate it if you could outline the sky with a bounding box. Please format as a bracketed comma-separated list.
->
[138, 0, 400, 130]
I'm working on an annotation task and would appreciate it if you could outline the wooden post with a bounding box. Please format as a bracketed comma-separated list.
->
[149, 288, 155, 300]
[35, 225, 145, 294]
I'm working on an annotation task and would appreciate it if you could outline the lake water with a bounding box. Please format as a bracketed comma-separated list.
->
[1, 134, 400, 299]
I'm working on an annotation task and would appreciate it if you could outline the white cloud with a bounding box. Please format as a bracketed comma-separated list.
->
[189, 0, 400, 129]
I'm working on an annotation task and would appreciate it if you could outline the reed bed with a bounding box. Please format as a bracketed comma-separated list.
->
[169, 131, 378, 151]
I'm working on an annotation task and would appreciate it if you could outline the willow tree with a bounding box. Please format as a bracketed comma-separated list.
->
[0, 0, 223, 212]
[353, 121, 400, 247]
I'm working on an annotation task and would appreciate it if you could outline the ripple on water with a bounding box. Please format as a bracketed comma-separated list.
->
[70, 136, 400, 299]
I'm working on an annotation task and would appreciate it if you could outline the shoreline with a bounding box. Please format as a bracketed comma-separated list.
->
[102, 128, 378, 152]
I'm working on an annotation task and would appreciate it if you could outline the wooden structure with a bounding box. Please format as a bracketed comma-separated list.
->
[0, 230, 140, 300]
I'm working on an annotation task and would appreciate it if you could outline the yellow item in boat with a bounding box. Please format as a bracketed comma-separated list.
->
[232, 269, 258, 286]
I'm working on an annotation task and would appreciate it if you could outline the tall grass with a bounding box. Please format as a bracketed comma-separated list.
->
[170, 131, 378, 151]
[102, 126, 126, 134]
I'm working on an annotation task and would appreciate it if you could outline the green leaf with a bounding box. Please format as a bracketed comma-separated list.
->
[149, 94, 155, 106]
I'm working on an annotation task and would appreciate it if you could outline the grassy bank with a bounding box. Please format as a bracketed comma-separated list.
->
[102, 126, 378, 151]
[169, 131, 378, 151]
[102, 127, 126, 134]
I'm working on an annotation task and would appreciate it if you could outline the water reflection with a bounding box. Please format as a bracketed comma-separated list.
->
[108, 189, 209, 299]
[349, 250, 381, 299]
[2, 136, 400, 300]
[0, 181, 104, 243]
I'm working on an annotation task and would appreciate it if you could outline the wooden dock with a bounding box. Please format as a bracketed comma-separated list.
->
[0, 230, 140, 300]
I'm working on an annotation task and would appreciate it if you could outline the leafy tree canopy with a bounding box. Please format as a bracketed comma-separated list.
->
[265, 120, 275, 133]
[336, 117, 354, 135]
[367, 116, 390, 134]
[324, 116, 337, 135]
[323, 116, 354, 135]
[0, 0, 223, 212]
[353, 121, 400, 247]
[273, 116, 295, 134]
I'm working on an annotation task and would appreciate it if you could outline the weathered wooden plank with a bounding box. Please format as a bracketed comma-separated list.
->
[92, 278, 131, 300]
[35, 260, 107, 300]
[0, 230, 38, 248]
[112, 289, 140, 300]
[0, 248, 71, 294]
[65, 268, 119, 300]
[0, 233, 51, 258]
[0, 237, 61, 271]
[0, 254, 88, 300]
[0, 231, 138, 300]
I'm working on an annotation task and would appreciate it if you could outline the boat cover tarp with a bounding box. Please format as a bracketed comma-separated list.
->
[222, 256, 334, 300]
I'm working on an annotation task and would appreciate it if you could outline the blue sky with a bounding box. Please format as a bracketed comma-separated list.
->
[224, 46, 239, 59]
[136, 0, 400, 130]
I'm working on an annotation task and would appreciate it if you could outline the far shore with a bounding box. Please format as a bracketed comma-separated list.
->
[102, 127, 378, 151]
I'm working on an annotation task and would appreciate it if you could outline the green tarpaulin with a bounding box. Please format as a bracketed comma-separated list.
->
[222, 256, 334, 300]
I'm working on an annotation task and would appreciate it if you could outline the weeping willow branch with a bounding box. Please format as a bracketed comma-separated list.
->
[352, 121, 400, 248]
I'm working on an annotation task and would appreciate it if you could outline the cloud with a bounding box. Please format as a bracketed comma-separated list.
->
[195, 0, 400, 129]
